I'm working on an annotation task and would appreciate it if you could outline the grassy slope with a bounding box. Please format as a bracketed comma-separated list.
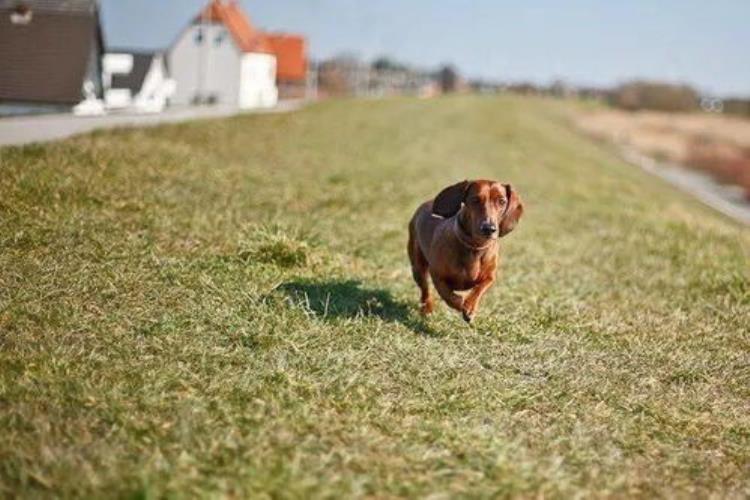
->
[1, 96, 748, 498]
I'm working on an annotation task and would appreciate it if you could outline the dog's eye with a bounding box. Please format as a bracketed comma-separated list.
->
[498, 198, 507, 205]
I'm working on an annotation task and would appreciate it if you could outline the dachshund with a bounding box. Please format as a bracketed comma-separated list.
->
[407, 179, 524, 323]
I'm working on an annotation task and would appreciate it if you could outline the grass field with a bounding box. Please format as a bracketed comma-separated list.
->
[1, 96, 748, 498]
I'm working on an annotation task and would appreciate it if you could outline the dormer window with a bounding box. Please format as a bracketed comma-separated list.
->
[10, 3, 33, 25]
[215, 30, 226, 46]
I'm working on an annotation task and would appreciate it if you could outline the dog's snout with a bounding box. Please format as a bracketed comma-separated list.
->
[479, 221, 497, 236]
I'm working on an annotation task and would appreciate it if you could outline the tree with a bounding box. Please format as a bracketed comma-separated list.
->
[437, 65, 459, 93]
[372, 57, 407, 72]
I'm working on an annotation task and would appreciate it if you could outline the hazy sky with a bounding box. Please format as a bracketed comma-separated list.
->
[100, 0, 750, 97]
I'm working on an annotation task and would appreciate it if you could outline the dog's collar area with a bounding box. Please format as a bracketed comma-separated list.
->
[452, 217, 494, 251]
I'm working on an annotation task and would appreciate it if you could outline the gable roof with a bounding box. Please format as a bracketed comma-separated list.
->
[0, 0, 104, 104]
[265, 34, 307, 82]
[109, 51, 157, 94]
[196, 0, 270, 53]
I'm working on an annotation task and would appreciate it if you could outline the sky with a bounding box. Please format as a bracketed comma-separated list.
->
[100, 0, 750, 97]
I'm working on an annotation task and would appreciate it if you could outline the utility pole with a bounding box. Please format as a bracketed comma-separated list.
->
[307, 61, 318, 101]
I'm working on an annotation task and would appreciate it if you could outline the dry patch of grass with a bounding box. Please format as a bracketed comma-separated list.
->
[1, 96, 749, 498]
[574, 108, 750, 199]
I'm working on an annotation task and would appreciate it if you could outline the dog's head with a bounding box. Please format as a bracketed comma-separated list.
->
[432, 179, 524, 240]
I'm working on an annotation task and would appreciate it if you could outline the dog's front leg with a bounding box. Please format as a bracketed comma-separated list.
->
[432, 275, 464, 313]
[462, 276, 495, 323]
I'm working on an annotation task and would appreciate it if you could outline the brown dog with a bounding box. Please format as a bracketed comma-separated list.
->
[407, 180, 523, 323]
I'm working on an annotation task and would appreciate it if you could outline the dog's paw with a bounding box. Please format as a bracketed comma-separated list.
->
[462, 309, 473, 324]
[420, 300, 434, 315]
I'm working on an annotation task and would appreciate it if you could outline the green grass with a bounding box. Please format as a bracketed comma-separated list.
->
[1, 96, 748, 498]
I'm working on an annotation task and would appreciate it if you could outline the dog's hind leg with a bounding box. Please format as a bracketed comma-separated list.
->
[408, 226, 433, 315]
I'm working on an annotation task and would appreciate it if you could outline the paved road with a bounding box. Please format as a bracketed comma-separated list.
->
[0, 100, 303, 147]
[622, 148, 750, 226]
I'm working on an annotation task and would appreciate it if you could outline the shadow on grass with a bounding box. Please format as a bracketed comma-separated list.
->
[278, 279, 437, 336]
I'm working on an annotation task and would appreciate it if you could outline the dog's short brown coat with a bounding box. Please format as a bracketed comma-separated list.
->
[407, 179, 524, 322]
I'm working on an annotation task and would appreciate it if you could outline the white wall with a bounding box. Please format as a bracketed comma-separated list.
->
[134, 56, 175, 113]
[103, 53, 175, 113]
[239, 53, 278, 109]
[168, 23, 242, 106]
[103, 53, 134, 76]
[103, 53, 134, 109]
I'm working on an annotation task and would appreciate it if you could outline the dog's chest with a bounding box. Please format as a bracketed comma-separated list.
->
[448, 253, 489, 290]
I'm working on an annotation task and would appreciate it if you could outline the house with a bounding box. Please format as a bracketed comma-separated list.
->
[0, 0, 105, 115]
[168, 0, 278, 109]
[265, 34, 308, 99]
[103, 50, 175, 113]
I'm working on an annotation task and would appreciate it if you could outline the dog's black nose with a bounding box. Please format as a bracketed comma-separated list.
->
[479, 222, 497, 236]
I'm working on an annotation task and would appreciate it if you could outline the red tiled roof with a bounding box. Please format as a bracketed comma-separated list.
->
[196, 0, 270, 53]
[265, 34, 307, 82]
[194, 1, 308, 82]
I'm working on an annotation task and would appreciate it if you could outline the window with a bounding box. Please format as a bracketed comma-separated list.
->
[215, 30, 226, 46]
[194, 29, 204, 45]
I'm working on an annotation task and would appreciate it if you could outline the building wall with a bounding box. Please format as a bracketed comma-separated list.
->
[168, 23, 241, 106]
[238, 53, 278, 109]
[84, 29, 104, 99]
[134, 56, 175, 113]
[0, 9, 101, 105]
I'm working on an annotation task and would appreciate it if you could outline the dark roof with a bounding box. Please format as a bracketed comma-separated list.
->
[110, 52, 156, 94]
[0, 0, 97, 13]
[0, 0, 103, 104]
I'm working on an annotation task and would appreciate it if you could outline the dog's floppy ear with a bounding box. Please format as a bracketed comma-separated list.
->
[499, 184, 523, 237]
[432, 180, 469, 218]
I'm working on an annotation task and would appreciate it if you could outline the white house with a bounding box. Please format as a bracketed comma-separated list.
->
[103, 51, 175, 113]
[168, 0, 278, 110]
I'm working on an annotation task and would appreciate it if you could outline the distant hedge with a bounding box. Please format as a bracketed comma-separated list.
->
[723, 99, 750, 118]
[610, 81, 700, 112]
